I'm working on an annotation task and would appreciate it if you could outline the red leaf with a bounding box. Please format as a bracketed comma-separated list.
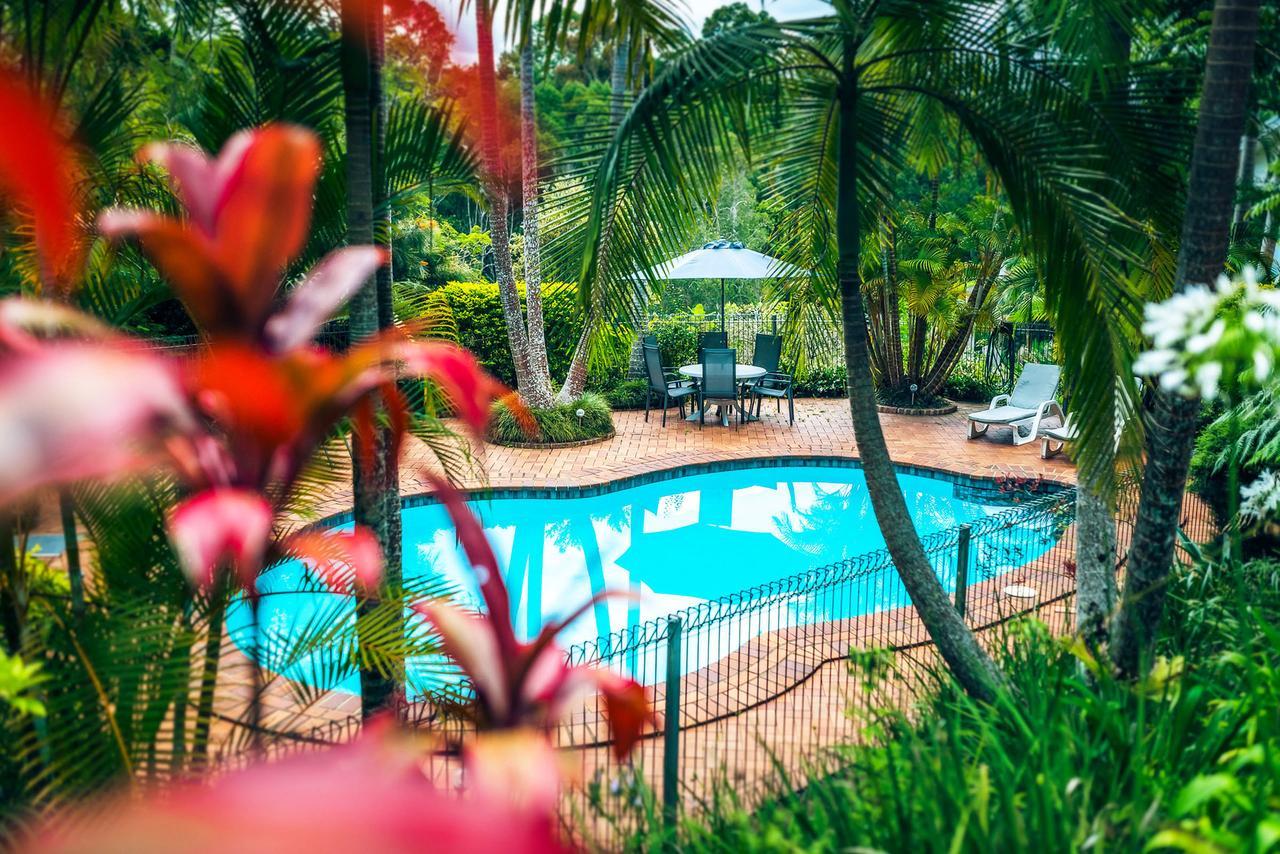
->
[212, 126, 320, 319]
[396, 341, 504, 435]
[98, 210, 238, 336]
[168, 488, 274, 592]
[102, 126, 322, 339]
[0, 72, 84, 294]
[595, 671, 654, 760]
[0, 340, 193, 504]
[412, 601, 511, 722]
[264, 246, 387, 353]
[191, 345, 304, 451]
[25, 719, 569, 854]
[420, 474, 516, 655]
[287, 526, 384, 594]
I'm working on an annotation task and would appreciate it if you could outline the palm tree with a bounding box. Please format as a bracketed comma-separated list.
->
[1109, 0, 1262, 678]
[567, 0, 1183, 699]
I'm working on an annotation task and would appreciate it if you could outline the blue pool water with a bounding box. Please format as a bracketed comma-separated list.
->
[228, 463, 1062, 694]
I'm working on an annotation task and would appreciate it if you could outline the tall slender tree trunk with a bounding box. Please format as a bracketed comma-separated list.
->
[341, 0, 395, 716]
[59, 489, 84, 618]
[558, 35, 632, 403]
[881, 219, 903, 388]
[1074, 12, 1130, 654]
[836, 60, 1001, 702]
[1110, 0, 1260, 678]
[370, 0, 403, 712]
[520, 42, 553, 407]
[1075, 486, 1116, 651]
[476, 0, 536, 401]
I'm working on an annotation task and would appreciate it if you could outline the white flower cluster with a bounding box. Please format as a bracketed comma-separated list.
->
[1240, 470, 1280, 525]
[1134, 267, 1280, 402]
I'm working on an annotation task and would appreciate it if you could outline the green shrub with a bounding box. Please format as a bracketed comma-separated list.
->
[488, 392, 614, 445]
[614, 558, 1280, 852]
[1190, 389, 1278, 535]
[596, 377, 649, 410]
[432, 282, 594, 387]
[649, 320, 698, 369]
[793, 364, 847, 397]
[941, 360, 1003, 402]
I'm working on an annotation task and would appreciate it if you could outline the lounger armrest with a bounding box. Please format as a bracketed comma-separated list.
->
[1034, 399, 1065, 422]
[987, 393, 1011, 410]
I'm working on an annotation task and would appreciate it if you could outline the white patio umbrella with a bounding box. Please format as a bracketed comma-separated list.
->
[630, 240, 807, 331]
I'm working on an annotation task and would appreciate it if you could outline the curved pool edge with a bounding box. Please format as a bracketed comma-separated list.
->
[314, 454, 1071, 530]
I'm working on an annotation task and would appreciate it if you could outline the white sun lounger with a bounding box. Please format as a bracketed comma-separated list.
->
[1040, 415, 1076, 459]
[966, 363, 1063, 447]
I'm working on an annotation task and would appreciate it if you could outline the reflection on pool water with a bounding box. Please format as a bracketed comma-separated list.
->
[228, 463, 1063, 694]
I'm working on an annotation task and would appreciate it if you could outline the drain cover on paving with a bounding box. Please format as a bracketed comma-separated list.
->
[1002, 585, 1038, 599]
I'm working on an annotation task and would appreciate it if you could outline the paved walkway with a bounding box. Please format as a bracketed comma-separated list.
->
[311, 398, 1073, 518]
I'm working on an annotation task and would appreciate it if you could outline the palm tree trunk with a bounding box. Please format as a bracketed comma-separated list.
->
[59, 489, 84, 619]
[557, 35, 631, 403]
[0, 514, 22, 653]
[341, 0, 395, 716]
[476, 0, 536, 401]
[1075, 485, 1116, 651]
[190, 581, 227, 769]
[837, 63, 1001, 702]
[880, 218, 903, 388]
[1110, 0, 1260, 678]
[370, 0, 402, 712]
[520, 42, 553, 407]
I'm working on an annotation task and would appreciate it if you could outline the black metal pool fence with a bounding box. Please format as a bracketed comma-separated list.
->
[631, 311, 1053, 388]
[308, 480, 1214, 843]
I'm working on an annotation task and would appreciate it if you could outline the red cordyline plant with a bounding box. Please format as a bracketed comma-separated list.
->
[1, 121, 511, 594]
[0, 77, 651, 849]
[414, 477, 653, 759]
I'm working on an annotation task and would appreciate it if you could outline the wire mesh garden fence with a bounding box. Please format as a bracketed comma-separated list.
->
[201, 477, 1216, 846]
[319, 480, 1212, 846]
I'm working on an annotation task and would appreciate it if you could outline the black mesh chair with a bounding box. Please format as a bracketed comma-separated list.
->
[642, 343, 696, 426]
[697, 330, 727, 363]
[748, 333, 795, 425]
[697, 348, 745, 429]
[642, 333, 658, 347]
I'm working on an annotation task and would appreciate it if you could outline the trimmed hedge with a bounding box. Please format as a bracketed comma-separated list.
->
[435, 281, 588, 387]
[489, 392, 614, 445]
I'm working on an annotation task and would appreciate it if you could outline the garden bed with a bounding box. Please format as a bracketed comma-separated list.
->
[876, 402, 958, 416]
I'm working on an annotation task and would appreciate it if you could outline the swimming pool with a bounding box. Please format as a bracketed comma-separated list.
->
[228, 461, 1064, 694]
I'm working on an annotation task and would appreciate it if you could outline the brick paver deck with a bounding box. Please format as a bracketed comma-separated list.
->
[205, 399, 1078, 766]
[309, 398, 1073, 519]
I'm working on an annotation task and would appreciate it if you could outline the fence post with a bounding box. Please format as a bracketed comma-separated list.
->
[955, 525, 971, 619]
[663, 616, 682, 839]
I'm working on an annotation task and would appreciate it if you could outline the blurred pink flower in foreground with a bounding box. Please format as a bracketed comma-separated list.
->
[0, 124, 517, 595]
[22, 721, 570, 854]
[415, 476, 654, 761]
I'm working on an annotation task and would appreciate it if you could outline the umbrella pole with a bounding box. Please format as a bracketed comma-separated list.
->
[720, 278, 726, 333]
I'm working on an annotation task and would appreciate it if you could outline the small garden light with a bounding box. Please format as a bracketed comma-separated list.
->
[576, 407, 585, 427]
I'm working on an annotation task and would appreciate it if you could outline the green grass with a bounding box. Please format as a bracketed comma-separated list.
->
[603, 554, 1280, 852]
[488, 392, 615, 445]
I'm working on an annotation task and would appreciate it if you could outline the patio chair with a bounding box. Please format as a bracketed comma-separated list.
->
[966, 363, 1063, 446]
[1040, 414, 1076, 460]
[698, 348, 746, 429]
[642, 343, 697, 427]
[697, 331, 727, 363]
[747, 333, 795, 425]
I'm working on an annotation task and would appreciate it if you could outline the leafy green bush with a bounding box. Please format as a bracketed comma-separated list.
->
[613, 558, 1280, 852]
[1190, 388, 1279, 532]
[488, 393, 614, 445]
[432, 282, 594, 387]
[793, 364, 847, 397]
[941, 360, 1003, 402]
[649, 320, 698, 369]
[596, 377, 649, 410]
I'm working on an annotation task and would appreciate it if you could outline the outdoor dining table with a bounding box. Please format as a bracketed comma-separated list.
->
[677, 363, 767, 426]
